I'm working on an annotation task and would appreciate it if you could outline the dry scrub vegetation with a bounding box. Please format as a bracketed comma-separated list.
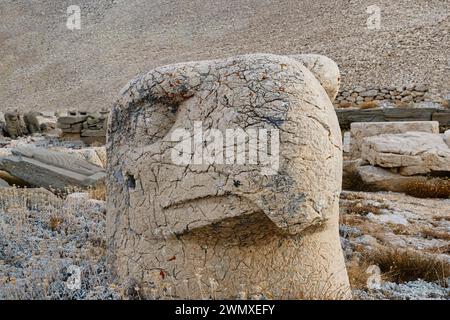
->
[1, 186, 449, 299]
[0, 186, 124, 299]
[340, 191, 450, 299]
[403, 178, 450, 199]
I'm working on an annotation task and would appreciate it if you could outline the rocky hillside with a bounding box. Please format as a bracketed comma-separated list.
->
[1, 0, 449, 112]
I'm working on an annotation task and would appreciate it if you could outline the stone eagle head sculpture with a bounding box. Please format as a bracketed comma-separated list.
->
[106, 53, 350, 299]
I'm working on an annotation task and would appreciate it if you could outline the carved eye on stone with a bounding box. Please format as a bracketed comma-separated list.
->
[134, 102, 178, 145]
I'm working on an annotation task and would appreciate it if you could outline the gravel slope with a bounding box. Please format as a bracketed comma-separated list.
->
[0, 0, 449, 112]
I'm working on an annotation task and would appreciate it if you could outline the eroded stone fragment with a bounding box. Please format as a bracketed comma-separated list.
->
[107, 53, 350, 299]
[0, 146, 105, 190]
[350, 121, 439, 159]
[361, 132, 450, 175]
[353, 165, 450, 197]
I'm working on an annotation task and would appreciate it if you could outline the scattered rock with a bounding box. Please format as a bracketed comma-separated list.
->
[354, 234, 378, 246]
[348, 165, 450, 197]
[360, 89, 378, 97]
[366, 212, 409, 226]
[57, 147, 106, 168]
[361, 132, 450, 175]
[0, 146, 105, 191]
[350, 121, 439, 159]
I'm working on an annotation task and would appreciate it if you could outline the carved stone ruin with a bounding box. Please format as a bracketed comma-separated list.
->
[0, 146, 105, 190]
[4, 111, 29, 138]
[57, 110, 109, 144]
[107, 53, 350, 299]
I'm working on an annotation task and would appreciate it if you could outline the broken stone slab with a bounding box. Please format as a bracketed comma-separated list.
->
[57, 115, 88, 126]
[350, 121, 439, 159]
[343, 165, 450, 198]
[361, 131, 450, 175]
[0, 170, 28, 186]
[107, 53, 350, 299]
[62, 123, 83, 133]
[0, 178, 9, 188]
[0, 146, 105, 191]
[55, 146, 106, 168]
[81, 129, 106, 137]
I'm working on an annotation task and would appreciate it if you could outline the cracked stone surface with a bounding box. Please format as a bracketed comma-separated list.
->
[361, 132, 450, 176]
[107, 53, 350, 299]
[349, 121, 439, 159]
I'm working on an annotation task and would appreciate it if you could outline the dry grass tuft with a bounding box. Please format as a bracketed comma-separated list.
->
[364, 246, 449, 286]
[88, 183, 106, 201]
[394, 101, 411, 108]
[360, 101, 379, 109]
[344, 202, 389, 216]
[420, 227, 450, 241]
[403, 178, 450, 198]
[49, 215, 62, 231]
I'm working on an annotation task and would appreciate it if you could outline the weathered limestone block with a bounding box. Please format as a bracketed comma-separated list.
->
[361, 132, 450, 175]
[4, 111, 29, 138]
[107, 54, 350, 299]
[444, 130, 450, 148]
[0, 146, 105, 190]
[350, 165, 450, 198]
[57, 147, 106, 168]
[350, 121, 439, 159]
